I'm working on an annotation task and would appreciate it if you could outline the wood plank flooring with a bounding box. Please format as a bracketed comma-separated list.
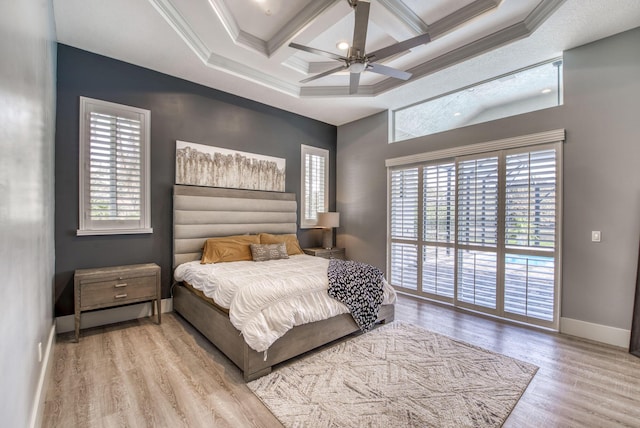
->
[43, 294, 640, 427]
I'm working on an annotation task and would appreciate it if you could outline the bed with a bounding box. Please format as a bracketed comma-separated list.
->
[172, 184, 395, 381]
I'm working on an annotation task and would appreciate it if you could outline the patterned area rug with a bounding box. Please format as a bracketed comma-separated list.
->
[248, 321, 537, 428]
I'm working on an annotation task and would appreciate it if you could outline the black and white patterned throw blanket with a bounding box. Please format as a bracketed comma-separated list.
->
[327, 259, 384, 332]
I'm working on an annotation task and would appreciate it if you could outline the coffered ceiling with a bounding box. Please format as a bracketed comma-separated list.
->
[53, 0, 640, 125]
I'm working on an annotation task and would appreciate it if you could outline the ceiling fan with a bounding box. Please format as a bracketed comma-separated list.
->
[289, 0, 431, 94]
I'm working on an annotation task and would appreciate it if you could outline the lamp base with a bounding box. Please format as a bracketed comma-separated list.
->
[321, 228, 333, 250]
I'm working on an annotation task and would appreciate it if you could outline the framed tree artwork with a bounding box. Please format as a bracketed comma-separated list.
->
[175, 141, 285, 192]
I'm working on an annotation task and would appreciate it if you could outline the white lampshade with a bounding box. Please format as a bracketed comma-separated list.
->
[317, 212, 340, 228]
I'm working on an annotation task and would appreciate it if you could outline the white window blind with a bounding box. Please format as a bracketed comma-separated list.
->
[389, 168, 419, 290]
[300, 145, 329, 228]
[390, 167, 418, 239]
[78, 97, 151, 235]
[387, 135, 562, 330]
[422, 162, 455, 298]
[503, 147, 557, 321]
[456, 156, 499, 310]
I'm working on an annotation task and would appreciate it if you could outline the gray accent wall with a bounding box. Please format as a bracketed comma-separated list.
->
[55, 45, 336, 317]
[337, 27, 640, 331]
[0, 0, 57, 426]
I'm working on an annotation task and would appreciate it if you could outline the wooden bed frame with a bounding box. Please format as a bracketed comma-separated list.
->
[172, 185, 394, 381]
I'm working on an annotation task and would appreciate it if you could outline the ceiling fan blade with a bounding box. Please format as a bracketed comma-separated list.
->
[300, 64, 348, 84]
[367, 63, 412, 80]
[366, 33, 431, 63]
[349, 72, 360, 94]
[351, 1, 370, 55]
[289, 42, 347, 62]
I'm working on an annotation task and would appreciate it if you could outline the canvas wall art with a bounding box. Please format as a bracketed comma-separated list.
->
[175, 141, 286, 192]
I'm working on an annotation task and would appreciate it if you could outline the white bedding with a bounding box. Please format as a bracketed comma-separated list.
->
[174, 254, 396, 353]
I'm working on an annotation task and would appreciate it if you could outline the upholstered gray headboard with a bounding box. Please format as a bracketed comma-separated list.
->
[173, 185, 297, 267]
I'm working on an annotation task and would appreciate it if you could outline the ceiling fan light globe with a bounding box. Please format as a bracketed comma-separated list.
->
[349, 62, 366, 73]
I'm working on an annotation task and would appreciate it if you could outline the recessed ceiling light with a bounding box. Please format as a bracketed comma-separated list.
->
[336, 41, 349, 51]
[541, 88, 552, 94]
[454, 112, 461, 117]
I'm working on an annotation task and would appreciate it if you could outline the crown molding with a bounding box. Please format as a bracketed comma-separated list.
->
[376, 0, 429, 35]
[429, 0, 500, 38]
[310, 0, 564, 97]
[237, 30, 268, 54]
[266, 0, 340, 56]
[207, 52, 300, 96]
[525, 0, 568, 31]
[300, 84, 375, 97]
[150, 0, 566, 99]
[149, 0, 210, 62]
[282, 56, 310, 74]
[207, 0, 339, 57]
[373, 21, 531, 94]
[207, 0, 239, 40]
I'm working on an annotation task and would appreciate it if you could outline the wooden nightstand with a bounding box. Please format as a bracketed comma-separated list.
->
[303, 247, 346, 260]
[74, 263, 161, 341]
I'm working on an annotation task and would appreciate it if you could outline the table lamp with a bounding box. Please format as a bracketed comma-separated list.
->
[317, 212, 340, 249]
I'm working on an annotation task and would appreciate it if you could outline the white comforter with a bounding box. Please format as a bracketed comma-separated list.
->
[174, 255, 396, 353]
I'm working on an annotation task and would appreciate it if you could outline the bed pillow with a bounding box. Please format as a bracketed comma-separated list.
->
[250, 243, 289, 262]
[259, 233, 304, 255]
[201, 234, 260, 264]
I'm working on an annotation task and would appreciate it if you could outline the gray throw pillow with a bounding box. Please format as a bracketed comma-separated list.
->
[250, 243, 289, 262]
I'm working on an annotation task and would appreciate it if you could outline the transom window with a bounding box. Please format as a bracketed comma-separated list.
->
[392, 59, 563, 142]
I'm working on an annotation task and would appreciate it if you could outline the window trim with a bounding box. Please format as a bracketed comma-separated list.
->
[78, 96, 152, 236]
[300, 144, 329, 229]
[386, 129, 565, 167]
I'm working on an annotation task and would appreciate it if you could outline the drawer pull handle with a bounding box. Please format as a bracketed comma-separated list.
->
[115, 283, 128, 288]
[115, 293, 128, 299]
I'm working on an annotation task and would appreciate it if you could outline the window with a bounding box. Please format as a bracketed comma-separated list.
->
[392, 59, 563, 142]
[300, 145, 329, 228]
[78, 97, 152, 235]
[387, 130, 563, 329]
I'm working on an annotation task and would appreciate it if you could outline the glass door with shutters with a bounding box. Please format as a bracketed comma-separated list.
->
[502, 145, 559, 326]
[455, 155, 500, 313]
[388, 143, 561, 329]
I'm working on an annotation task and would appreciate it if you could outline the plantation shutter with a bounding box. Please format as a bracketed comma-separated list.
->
[456, 156, 499, 309]
[422, 162, 456, 298]
[78, 97, 151, 235]
[503, 147, 557, 321]
[300, 145, 328, 228]
[89, 112, 142, 220]
[389, 167, 419, 290]
[305, 152, 326, 221]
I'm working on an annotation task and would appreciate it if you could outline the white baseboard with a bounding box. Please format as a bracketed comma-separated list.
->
[30, 323, 55, 428]
[560, 317, 631, 348]
[56, 298, 173, 334]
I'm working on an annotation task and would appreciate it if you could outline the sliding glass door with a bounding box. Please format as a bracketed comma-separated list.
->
[388, 143, 561, 329]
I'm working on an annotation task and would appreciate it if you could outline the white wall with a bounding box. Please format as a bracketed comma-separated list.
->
[337, 27, 640, 336]
[0, 0, 57, 426]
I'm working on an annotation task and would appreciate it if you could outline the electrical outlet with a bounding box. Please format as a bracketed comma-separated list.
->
[591, 231, 601, 242]
[38, 342, 42, 363]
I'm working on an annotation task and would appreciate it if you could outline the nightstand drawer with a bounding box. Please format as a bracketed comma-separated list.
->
[80, 275, 157, 309]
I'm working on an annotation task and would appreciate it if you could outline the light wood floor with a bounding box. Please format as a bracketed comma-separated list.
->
[43, 294, 640, 427]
